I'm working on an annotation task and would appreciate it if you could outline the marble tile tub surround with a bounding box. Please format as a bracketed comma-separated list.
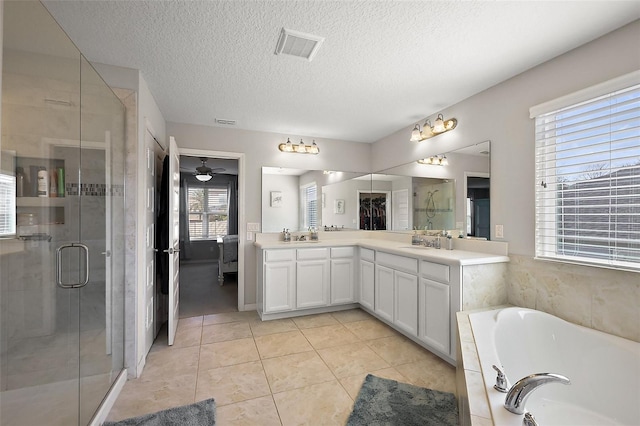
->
[106, 308, 456, 425]
[507, 254, 640, 343]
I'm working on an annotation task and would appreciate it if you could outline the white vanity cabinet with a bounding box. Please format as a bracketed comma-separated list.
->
[375, 252, 419, 335]
[359, 248, 375, 310]
[330, 247, 356, 305]
[263, 249, 296, 313]
[296, 248, 330, 308]
[418, 260, 451, 355]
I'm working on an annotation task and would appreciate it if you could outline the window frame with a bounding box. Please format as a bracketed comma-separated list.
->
[187, 185, 228, 241]
[531, 72, 640, 272]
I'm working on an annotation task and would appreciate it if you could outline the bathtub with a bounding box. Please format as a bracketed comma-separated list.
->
[469, 307, 640, 425]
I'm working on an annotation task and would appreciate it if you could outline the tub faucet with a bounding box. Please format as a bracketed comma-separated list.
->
[504, 373, 570, 415]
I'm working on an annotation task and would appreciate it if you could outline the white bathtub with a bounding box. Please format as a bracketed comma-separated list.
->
[469, 307, 640, 425]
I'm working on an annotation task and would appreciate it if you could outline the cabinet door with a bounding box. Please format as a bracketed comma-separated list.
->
[297, 259, 330, 308]
[359, 260, 375, 310]
[394, 271, 418, 335]
[264, 261, 295, 312]
[419, 278, 450, 354]
[331, 258, 355, 305]
[374, 264, 394, 322]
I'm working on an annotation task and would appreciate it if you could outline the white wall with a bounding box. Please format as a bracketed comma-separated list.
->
[372, 20, 640, 256]
[372, 20, 640, 342]
[166, 122, 371, 306]
[261, 174, 299, 232]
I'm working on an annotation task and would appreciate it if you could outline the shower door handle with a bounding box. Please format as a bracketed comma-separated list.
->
[56, 243, 90, 289]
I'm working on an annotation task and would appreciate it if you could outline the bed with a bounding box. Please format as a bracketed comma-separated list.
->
[216, 235, 238, 285]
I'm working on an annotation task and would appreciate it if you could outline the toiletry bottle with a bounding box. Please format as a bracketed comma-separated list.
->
[411, 229, 421, 245]
[15, 167, 25, 197]
[446, 234, 453, 250]
[37, 167, 48, 197]
[49, 170, 57, 197]
[57, 167, 65, 197]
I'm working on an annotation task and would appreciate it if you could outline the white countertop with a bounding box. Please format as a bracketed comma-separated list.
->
[254, 237, 509, 267]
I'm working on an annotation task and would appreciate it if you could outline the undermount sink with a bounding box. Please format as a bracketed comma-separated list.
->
[285, 240, 320, 243]
[399, 245, 431, 249]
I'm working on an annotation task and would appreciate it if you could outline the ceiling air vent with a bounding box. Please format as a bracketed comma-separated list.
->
[215, 118, 236, 125]
[275, 28, 324, 61]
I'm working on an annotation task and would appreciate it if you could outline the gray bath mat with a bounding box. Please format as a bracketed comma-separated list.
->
[347, 374, 458, 426]
[104, 398, 216, 426]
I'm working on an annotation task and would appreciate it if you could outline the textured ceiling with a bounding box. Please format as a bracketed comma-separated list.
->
[42, 1, 640, 143]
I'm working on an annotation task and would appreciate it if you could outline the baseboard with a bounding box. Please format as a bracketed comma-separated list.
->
[88, 368, 128, 426]
[241, 303, 257, 311]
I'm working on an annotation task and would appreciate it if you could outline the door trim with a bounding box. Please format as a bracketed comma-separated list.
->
[179, 148, 246, 311]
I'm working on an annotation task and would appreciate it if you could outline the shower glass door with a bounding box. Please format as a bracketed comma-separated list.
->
[0, 3, 126, 425]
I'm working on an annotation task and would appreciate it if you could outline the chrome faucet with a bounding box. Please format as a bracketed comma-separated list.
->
[504, 373, 570, 415]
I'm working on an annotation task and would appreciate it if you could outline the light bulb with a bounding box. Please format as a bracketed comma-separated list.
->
[433, 114, 445, 133]
[410, 124, 422, 142]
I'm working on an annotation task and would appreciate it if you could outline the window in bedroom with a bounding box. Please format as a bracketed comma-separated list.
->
[188, 186, 228, 240]
[531, 74, 639, 271]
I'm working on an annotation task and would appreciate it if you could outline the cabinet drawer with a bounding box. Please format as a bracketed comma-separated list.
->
[376, 251, 418, 274]
[360, 248, 375, 262]
[331, 246, 354, 258]
[265, 249, 295, 262]
[420, 260, 450, 283]
[297, 247, 329, 260]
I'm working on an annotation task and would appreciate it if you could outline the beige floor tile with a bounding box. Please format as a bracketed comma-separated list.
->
[342, 318, 396, 340]
[107, 372, 197, 421]
[317, 342, 389, 378]
[254, 330, 313, 359]
[367, 335, 432, 366]
[170, 325, 203, 348]
[141, 346, 200, 379]
[301, 324, 360, 349]
[216, 395, 281, 426]
[203, 311, 259, 326]
[249, 318, 298, 337]
[262, 351, 335, 393]
[199, 338, 260, 370]
[177, 316, 204, 329]
[273, 380, 353, 426]
[201, 321, 252, 344]
[338, 367, 408, 400]
[394, 356, 457, 395]
[195, 361, 271, 406]
[330, 308, 373, 324]
[292, 313, 340, 329]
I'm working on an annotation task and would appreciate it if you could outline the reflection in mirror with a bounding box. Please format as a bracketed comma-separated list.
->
[261, 167, 368, 232]
[260, 141, 489, 235]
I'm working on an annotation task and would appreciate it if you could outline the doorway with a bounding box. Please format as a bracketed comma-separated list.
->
[177, 154, 241, 317]
[465, 175, 490, 239]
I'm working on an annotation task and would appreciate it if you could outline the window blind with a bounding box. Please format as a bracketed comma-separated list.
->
[188, 186, 228, 240]
[533, 83, 640, 271]
[301, 183, 317, 229]
[0, 174, 16, 237]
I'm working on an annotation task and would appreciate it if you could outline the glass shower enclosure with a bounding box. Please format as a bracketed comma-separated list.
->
[0, 2, 126, 425]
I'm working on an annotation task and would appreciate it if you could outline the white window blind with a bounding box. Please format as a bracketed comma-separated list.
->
[533, 82, 640, 271]
[188, 186, 228, 240]
[300, 183, 317, 230]
[0, 173, 16, 237]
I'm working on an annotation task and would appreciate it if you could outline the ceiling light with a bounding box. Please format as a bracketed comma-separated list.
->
[193, 157, 225, 181]
[411, 113, 457, 142]
[278, 138, 320, 155]
[195, 173, 212, 182]
[418, 155, 448, 166]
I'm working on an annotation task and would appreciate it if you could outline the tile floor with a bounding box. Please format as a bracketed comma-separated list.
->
[106, 309, 456, 425]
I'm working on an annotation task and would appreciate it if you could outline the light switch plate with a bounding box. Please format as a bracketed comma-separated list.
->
[495, 224, 504, 239]
[247, 222, 260, 232]
[247, 231, 254, 241]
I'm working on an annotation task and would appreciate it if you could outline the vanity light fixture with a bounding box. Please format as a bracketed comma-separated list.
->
[418, 154, 448, 166]
[278, 138, 320, 154]
[410, 113, 458, 142]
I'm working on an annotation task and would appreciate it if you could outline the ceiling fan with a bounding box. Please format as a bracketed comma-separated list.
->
[194, 157, 225, 182]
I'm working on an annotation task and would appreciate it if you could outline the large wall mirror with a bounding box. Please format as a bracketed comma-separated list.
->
[261, 140, 490, 238]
